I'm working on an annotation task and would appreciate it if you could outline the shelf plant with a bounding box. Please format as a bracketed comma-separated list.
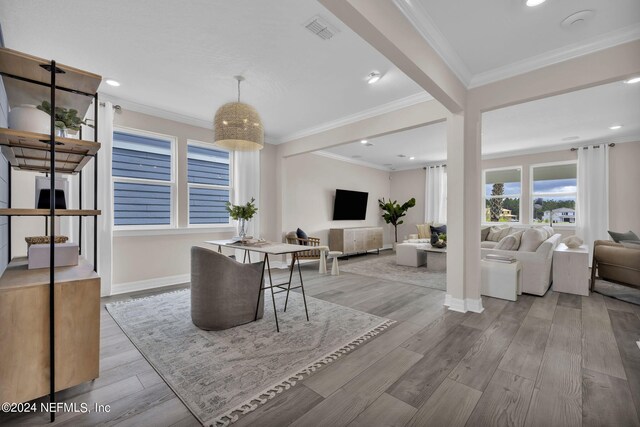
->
[37, 101, 88, 132]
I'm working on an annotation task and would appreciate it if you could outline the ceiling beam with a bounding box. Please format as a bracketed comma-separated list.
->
[319, 0, 466, 114]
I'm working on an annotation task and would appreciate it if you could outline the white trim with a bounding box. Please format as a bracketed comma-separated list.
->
[392, 0, 472, 86]
[469, 23, 640, 88]
[444, 294, 484, 313]
[110, 274, 190, 296]
[278, 92, 433, 143]
[312, 150, 392, 171]
[113, 225, 235, 237]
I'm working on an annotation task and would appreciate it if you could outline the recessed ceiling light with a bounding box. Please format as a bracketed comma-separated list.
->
[526, 0, 546, 7]
[397, 154, 406, 158]
[625, 76, 640, 84]
[409, 156, 415, 160]
[609, 124, 623, 130]
[366, 72, 381, 84]
[360, 139, 367, 144]
[105, 79, 120, 87]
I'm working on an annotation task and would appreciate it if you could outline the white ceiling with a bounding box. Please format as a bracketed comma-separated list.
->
[395, 0, 640, 86]
[0, 0, 424, 141]
[322, 79, 640, 170]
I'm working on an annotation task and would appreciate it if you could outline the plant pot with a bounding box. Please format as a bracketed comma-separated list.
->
[8, 104, 50, 134]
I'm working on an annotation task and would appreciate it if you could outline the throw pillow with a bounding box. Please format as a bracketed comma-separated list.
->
[296, 228, 308, 245]
[486, 226, 511, 242]
[495, 230, 524, 251]
[608, 230, 639, 243]
[519, 228, 547, 252]
[480, 227, 490, 241]
[541, 225, 555, 239]
[416, 223, 432, 239]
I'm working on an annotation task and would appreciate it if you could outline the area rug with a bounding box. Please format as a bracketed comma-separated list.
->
[593, 278, 640, 306]
[106, 290, 393, 426]
[340, 253, 446, 290]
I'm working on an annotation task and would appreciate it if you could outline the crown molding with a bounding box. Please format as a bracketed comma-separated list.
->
[277, 91, 433, 144]
[469, 23, 640, 88]
[312, 150, 391, 172]
[392, 0, 472, 87]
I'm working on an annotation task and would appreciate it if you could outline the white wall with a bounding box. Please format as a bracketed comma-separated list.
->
[389, 168, 425, 241]
[282, 152, 392, 246]
[609, 141, 640, 234]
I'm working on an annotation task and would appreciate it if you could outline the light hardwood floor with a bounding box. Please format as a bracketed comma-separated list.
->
[2, 255, 640, 426]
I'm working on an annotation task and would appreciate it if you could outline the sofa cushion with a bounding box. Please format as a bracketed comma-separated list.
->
[481, 227, 491, 241]
[620, 240, 640, 250]
[608, 230, 639, 243]
[487, 226, 511, 242]
[481, 241, 498, 249]
[416, 223, 432, 239]
[495, 230, 524, 251]
[540, 225, 555, 239]
[519, 228, 547, 252]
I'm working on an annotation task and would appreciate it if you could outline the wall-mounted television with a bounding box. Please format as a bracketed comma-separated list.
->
[332, 189, 368, 220]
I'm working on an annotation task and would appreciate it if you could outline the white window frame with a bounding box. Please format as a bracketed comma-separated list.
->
[187, 140, 234, 228]
[482, 166, 523, 225]
[530, 160, 577, 228]
[112, 126, 177, 231]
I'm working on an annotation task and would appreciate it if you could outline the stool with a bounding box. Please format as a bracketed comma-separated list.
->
[328, 251, 342, 275]
[317, 246, 330, 274]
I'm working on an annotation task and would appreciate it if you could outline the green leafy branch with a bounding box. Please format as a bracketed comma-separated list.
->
[225, 197, 258, 221]
[37, 101, 89, 131]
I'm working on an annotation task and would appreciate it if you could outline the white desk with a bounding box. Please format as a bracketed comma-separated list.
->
[553, 243, 589, 296]
[206, 240, 311, 332]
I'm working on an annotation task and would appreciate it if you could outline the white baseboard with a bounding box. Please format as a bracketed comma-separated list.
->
[444, 294, 485, 313]
[110, 273, 190, 296]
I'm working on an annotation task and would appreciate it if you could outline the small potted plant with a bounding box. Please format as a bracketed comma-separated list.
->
[434, 232, 447, 248]
[225, 197, 258, 240]
[37, 101, 88, 137]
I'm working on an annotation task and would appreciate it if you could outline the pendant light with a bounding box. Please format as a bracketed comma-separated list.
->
[214, 75, 264, 151]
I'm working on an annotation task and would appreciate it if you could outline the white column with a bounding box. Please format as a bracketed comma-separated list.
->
[445, 111, 483, 313]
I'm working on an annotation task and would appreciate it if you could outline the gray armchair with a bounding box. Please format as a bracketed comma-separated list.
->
[191, 246, 264, 330]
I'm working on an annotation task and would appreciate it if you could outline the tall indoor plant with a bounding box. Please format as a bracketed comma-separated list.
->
[378, 197, 416, 244]
[225, 197, 258, 240]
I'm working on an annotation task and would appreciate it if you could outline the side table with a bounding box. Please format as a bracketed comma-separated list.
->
[553, 243, 589, 296]
[481, 259, 522, 301]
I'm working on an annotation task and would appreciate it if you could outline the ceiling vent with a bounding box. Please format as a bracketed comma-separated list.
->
[304, 15, 339, 40]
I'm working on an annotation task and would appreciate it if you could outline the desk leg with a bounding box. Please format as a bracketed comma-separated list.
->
[297, 256, 310, 322]
[248, 251, 252, 263]
[218, 245, 222, 253]
[284, 253, 296, 312]
[254, 255, 267, 322]
[265, 254, 280, 332]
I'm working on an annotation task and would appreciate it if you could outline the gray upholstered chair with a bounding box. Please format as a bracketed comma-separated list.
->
[190, 246, 264, 330]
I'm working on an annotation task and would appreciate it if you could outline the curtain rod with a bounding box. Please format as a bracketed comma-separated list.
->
[423, 164, 446, 169]
[98, 102, 122, 111]
[570, 143, 615, 151]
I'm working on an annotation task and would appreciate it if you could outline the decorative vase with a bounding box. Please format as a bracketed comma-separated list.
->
[8, 104, 50, 134]
[55, 128, 68, 138]
[237, 218, 247, 240]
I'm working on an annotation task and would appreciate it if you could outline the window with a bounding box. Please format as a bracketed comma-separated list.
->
[531, 162, 577, 225]
[187, 142, 232, 225]
[483, 167, 521, 223]
[112, 130, 175, 227]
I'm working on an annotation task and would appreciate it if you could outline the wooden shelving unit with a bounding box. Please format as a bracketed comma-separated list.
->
[0, 127, 100, 173]
[0, 47, 102, 419]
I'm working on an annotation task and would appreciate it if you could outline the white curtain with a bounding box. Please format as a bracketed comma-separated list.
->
[233, 150, 261, 239]
[425, 165, 447, 224]
[576, 144, 609, 263]
[81, 100, 114, 295]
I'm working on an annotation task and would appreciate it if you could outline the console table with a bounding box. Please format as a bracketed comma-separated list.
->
[329, 226, 383, 255]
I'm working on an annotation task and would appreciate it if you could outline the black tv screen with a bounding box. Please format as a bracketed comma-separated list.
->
[332, 189, 368, 220]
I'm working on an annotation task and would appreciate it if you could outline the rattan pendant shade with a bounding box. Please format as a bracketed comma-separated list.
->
[214, 76, 264, 151]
